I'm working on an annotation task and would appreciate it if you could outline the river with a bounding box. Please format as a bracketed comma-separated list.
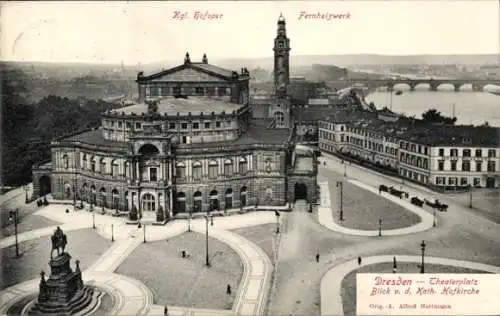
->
[365, 89, 500, 127]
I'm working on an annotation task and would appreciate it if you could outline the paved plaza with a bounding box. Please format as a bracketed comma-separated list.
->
[1, 157, 499, 315]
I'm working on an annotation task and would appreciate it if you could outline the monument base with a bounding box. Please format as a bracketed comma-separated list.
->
[28, 286, 94, 315]
[28, 252, 95, 315]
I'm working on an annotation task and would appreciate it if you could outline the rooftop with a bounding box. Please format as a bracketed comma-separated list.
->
[293, 106, 353, 122]
[294, 157, 314, 172]
[57, 120, 291, 150]
[107, 97, 245, 116]
[321, 109, 500, 147]
[59, 129, 128, 149]
[138, 56, 248, 82]
[186, 121, 292, 149]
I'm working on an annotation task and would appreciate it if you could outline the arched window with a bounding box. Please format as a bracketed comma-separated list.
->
[240, 186, 247, 207]
[125, 161, 129, 178]
[138, 144, 160, 156]
[176, 162, 186, 178]
[90, 185, 97, 206]
[112, 189, 119, 210]
[208, 160, 218, 179]
[224, 159, 233, 175]
[100, 187, 107, 208]
[111, 160, 118, 177]
[274, 111, 285, 127]
[192, 161, 202, 180]
[193, 191, 202, 212]
[210, 190, 219, 211]
[82, 154, 87, 170]
[176, 192, 186, 213]
[63, 155, 69, 169]
[100, 158, 106, 174]
[238, 157, 248, 174]
[91, 157, 96, 173]
[64, 182, 71, 199]
[82, 183, 88, 202]
[124, 191, 129, 212]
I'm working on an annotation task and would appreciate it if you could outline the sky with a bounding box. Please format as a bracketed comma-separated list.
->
[1, 1, 499, 64]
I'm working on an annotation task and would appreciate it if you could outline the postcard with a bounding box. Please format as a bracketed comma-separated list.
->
[1, 1, 499, 316]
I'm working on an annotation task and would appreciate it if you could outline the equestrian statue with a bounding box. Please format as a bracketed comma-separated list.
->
[50, 226, 67, 258]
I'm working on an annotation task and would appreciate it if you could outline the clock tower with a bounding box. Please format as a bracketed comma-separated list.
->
[270, 14, 292, 128]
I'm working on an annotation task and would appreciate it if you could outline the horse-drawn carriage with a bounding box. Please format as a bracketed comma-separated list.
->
[410, 197, 425, 207]
[424, 198, 448, 212]
[379, 185, 408, 199]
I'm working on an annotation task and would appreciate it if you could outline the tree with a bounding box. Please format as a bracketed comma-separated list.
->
[1, 68, 119, 186]
[421, 108, 457, 125]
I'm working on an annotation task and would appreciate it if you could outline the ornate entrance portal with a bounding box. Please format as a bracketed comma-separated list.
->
[294, 182, 308, 201]
[142, 193, 156, 212]
[141, 193, 156, 222]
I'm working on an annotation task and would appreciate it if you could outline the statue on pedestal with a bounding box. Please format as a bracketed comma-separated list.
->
[29, 227, 96, 315]
[50, 226, 67, 258]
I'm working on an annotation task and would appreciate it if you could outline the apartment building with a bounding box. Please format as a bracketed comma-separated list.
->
[319, 108, 499, 190]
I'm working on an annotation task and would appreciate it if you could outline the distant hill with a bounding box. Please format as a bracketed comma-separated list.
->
[143, 54, 499, 73]
[3, 53, 499, 78]
[2, 53, 498, 101]
[209, 54, 500, 69]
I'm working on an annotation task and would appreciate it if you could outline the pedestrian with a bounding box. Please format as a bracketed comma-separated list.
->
[65, 208, 69, 213]
[137, 222, 142, 229]
[316, 253, 320, 263]
[358, 256, 362, 265]
[181, 250, 186, 258]
[226, 284, 231, 295]
[164, 305, 168, 315]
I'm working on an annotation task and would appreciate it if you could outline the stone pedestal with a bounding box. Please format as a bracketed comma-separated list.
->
[29, 253, 94, 315]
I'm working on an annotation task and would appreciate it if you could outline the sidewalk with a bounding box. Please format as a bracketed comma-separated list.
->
[0, 183, 32, 206]
[1, 202, 280, 249]
[0, 204, 275, 316]
[320, 154, 498, 220]
[320, 255, 500, 316]
[190, 224, 273, 316]
[317, 179, 434, 237]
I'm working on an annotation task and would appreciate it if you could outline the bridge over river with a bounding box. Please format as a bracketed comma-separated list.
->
[330, 78, 500, 92]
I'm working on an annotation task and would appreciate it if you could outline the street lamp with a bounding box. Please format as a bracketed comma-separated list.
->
[24, 185, 28, 204]
[111, 224, 114, 242]
[378, 218, 383, 236]
[420, 240, 426, 273]
[336, 181, 344, 221]
[274, 210, 280, 233]
[468, 185, 473, 208]
[9, 209, 20, 257]
[143, 223, 147, 243]
[343, 164, 347, 177]
[433, 209, 437, 227]
[188, 208, 192, 232]
[205, 212, 214, 267]
[92, 212, 96, 229]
